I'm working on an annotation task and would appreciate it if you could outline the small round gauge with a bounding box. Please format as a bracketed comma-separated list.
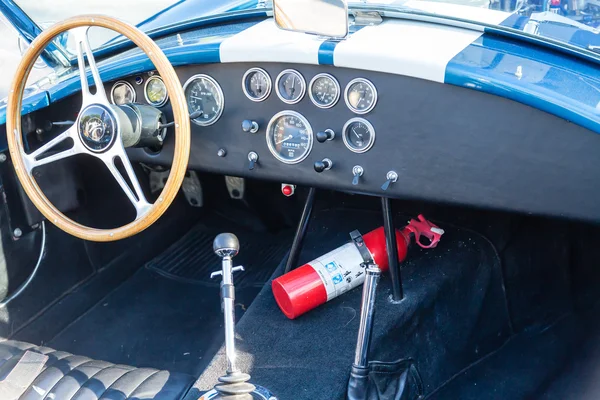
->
[275, 69, 305, 104]
[345, 78, 377, 114]
[266, 111, 313, 164]
[110, 81, 136, 105]
[144, 75, 168, 107]
[343, 118, 375, 153]
[309, 73, 340, 109]
[183, 74, 224, 126]
[242, 68, 271, 102]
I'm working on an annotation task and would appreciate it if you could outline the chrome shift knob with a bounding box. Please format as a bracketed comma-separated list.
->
[213, 233, 239, 258]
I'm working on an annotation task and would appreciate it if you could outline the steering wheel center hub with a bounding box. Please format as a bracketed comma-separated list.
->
[77, 104, 117, 152]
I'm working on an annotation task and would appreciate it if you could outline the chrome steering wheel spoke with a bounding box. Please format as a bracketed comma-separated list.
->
[101, 142, 152, 219]
[72, 26, 108, 106]
[22, 124, 83, 173]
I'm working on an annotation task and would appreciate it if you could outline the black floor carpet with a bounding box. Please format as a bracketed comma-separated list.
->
[428, 304, 600, 400]
[192, 209, 510, 400]
[42, 219, 291, 376]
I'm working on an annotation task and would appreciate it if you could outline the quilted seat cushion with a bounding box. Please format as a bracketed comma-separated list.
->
[0, 340, 195, 400]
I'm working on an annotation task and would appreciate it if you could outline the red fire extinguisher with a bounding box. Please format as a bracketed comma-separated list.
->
[272, 215, 444, 319]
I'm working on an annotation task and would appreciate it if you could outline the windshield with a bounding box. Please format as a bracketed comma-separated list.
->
[14, 0, 180, 50]
[12, 0, 600, 55]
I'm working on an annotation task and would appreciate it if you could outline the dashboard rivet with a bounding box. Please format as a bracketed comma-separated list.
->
[217, 148, 227, 157]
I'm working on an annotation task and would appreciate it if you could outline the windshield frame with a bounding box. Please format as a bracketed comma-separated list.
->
[0, 0, 70, 68]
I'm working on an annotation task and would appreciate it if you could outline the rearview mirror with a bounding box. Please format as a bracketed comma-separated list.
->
[273, 0, 348, 38]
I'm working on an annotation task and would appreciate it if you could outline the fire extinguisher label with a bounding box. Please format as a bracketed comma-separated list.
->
[309, 243, 367, 301]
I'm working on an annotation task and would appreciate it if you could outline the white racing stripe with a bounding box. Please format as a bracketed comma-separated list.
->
[333, 19, 483, 83]
[219, 19, 326, 64]
[220, 11, 503, 83]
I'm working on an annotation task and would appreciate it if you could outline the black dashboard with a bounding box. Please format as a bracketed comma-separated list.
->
[102, 62, 600, 221]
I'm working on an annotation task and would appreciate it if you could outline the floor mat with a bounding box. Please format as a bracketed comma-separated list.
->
[45, 267, 260, 376]
[146, 220, 292, 288]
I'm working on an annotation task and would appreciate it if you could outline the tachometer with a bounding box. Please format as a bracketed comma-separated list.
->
[345, 78, 377, 114]
[267, 111, 313, 164]
[183, 74, 224, 126]
[276, 69, 305, 104]
[110, 81, 136, 105]
[243, 68, 271, 102]
[309, 73, 340, 109]
[144, 75, 168, 107]
[343, 118, 375, 153]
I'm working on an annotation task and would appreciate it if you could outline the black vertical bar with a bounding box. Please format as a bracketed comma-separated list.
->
[381, 197, 403, 300]
[284, 187, 316, 274]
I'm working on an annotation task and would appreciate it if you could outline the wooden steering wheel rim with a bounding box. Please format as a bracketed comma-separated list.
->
[6, 15, 191, 242]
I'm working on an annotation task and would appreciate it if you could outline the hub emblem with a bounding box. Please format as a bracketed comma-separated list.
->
[78, 105, 117, 152]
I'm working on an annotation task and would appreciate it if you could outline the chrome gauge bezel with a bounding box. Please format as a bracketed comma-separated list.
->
[344, 77, 378, 115]
[275, 69, 306, 105]
[242, 67, 272, 102]
[144, 75, 169, 107]
[266, 110, 314, 164]
[308, 73, 340, 109]
[183, 74, 225, 126]
[342, 117, 376, 153]
[110, 80, 136, 105]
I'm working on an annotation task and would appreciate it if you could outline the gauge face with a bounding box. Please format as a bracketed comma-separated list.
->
[276, 69, 305, 104]
[266, 111, 313, 164]
[243, 68, 271, 102]
[144, 76, 168, 107]
[111, 81, 136, 105]
[345, 78, 377, 114]
[309, 73, 340, 109]
[183, 74, 224, 126]
[343, 118, 375, 153]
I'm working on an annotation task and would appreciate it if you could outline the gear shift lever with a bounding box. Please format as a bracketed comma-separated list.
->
[200, 233, 277, 400]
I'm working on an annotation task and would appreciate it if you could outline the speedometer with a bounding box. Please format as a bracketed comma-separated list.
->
[183, 74, 224, 126]
[266, 111, 313, 164]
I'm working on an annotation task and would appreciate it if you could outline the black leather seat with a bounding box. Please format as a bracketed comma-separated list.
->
[0, 340, 195, 399]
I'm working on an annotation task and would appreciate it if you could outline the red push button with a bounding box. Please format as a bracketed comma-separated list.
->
[281, 184, 295, 197]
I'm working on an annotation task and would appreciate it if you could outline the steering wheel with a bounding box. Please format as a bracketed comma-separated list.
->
[6, 16, 191, 242]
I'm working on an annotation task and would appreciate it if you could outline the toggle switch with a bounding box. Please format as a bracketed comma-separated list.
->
[352, 165, 364, 185]
[242, 120, 259, 133]
[248, 151, 259, 170]
[316, 129, 335, 143]
[314, 158, 333, 173]
[381, 171, 398, 191]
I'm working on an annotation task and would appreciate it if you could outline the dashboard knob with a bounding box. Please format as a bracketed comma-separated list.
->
[316, 129, 335, 143]
[314, 158, 333, 173]
[242, 120, 259, 133]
